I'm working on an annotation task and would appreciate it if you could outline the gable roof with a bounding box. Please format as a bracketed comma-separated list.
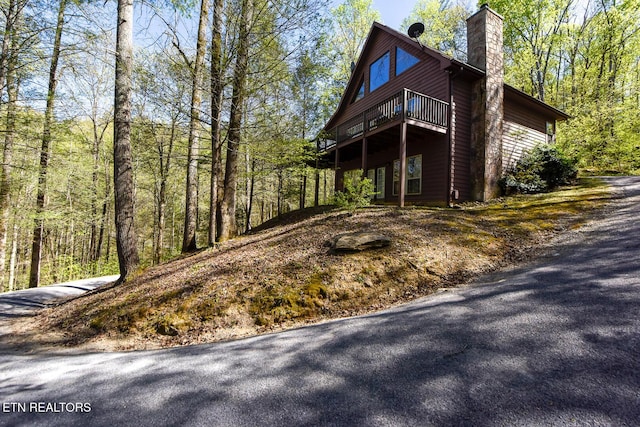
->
[324, 21, 568, 132]
[504, 84, 570, 120]
[324, 22, 479, 131]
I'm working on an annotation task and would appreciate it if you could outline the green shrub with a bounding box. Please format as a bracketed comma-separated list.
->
[334, 170, 376, 209]
[501, 145, 577, 194]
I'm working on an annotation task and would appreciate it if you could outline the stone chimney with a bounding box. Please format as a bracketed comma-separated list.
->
[467, 4, 504, 201]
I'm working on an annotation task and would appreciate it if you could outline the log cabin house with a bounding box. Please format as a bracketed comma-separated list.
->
[317, 5, 569, 206]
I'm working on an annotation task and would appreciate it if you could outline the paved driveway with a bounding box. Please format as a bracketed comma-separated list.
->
[0, 276, 119, 338]
[0, 177, 638, 426]
[0, 276, 119, 318]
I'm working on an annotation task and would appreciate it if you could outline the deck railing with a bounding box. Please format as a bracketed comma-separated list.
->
[316, 134, 336, 151]
[404, 90, 449, 127]
[321, 89, 448, 150]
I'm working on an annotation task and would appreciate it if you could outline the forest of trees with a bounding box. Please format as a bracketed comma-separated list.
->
[0, 0, 638, 290]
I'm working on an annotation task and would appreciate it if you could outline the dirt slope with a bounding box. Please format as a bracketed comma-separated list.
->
[12, 179, 611, 351]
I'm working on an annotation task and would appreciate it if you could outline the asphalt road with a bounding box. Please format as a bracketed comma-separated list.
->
[0, 276, 120, 339]
[0, 177, 638, 427]
[0, 276, 120, 319]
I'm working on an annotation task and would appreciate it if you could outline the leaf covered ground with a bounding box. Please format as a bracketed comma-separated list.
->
[11, 179, 612, 352]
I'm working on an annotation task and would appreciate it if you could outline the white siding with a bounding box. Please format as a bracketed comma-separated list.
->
[503, 121, 547, 171]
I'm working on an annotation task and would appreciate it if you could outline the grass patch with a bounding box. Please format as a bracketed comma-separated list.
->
[249, 279, 329, 327]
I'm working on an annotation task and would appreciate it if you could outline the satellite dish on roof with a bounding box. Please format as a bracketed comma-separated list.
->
[407, 22, 425, 39]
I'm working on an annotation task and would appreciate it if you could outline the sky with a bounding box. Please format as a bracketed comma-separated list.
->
[371, 0, 417, 30]
[364, 1, 477, 32]
[368, 0, 590, 32]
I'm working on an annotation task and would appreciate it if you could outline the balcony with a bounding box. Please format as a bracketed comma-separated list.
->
[318, 88, 449, 151]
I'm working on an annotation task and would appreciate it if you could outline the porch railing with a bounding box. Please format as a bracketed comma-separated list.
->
[404, 90, 449, 126]
[322, 88, 448, 150]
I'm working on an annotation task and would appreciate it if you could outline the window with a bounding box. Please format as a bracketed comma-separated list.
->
[392, 155, 422, 196]
[546, 121, 556, 143]
[343, 169, 362, 187]
[366, 167, 385, 200]
[396, 47, 420, 76]
[545, 121, 555, 135]
[407, 156, 422, 194]
[369, 51, 390, 92]
[367, 169, 375, 200]
[353, 80, 365, 103]
[376, 167, 386, 199]
[367, 169, 375, 181]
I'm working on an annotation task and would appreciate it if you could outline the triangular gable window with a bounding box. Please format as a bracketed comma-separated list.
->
[396, 47, 420, 76]
[352, 79, 365, 103]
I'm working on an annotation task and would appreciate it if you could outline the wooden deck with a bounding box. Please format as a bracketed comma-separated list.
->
[318, 88, 449, 152]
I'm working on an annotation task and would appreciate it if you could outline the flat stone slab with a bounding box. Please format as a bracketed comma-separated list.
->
[333, 232, 391, 252]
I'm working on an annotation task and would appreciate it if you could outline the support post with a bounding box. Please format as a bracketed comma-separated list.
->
[447, 73, 456, 207]
[334, 146, 341, 191]
[398, 89, 408, 207]
[314, 159, 320, 207]
[361, 137, 368, 176]
[399, 121, 407, 207]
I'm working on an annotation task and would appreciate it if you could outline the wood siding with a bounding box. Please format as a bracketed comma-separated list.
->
[504, 95, 549, 133]
[503, 121, 547, 170]
[327, 29, 449, 132]
[326, 23, 568, 205]
[330, 27, 452, 205]
[336, 129, 449, 205]
[503, 95, 552, 171]
[451, 77, 473, 202]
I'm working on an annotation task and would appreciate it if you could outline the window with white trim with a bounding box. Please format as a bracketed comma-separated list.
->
[376, 167, 386, 199]
[392, 155, 422, 196]
[367, 167, 386, 200]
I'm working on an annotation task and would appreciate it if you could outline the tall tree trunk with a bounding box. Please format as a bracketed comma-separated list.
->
[209, 0, 224, 246]
[113, 0, 139, 282]
[314, 161, 320, 207]
[29, 0, 66, 288]
[0, 0, 24, 101]
[182, 0, 209, 253]
[0, 0, 14, 101]
[299, 169, 307, 209]
[155, 185, 166, 264]
[97, 154, 110, 262]
[0, 11, 20, 288]
[277, 170, 283, 218]
[89, 116, 110, 264]
[89, 119, 101, 262]
[155, 121, 176, 264]
[8, 222, 17, 291]
[219, 0, 252, 242]
[246, 157, 255, 232]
